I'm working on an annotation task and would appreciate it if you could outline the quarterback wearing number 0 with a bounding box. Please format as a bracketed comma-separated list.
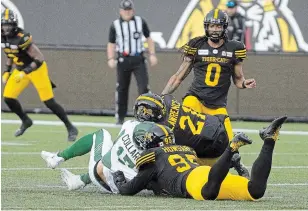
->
[162, 9, 256, 143]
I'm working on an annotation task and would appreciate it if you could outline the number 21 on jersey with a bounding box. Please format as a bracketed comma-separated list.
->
[205, 63, 221, 87]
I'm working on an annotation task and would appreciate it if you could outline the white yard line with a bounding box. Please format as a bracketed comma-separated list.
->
[2, 119, 308, 135]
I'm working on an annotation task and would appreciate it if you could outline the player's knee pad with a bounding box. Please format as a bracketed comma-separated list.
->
[248, 181, 266, 199]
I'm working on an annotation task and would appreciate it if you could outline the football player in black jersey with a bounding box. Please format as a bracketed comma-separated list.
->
[161, 9, 256, 145]
[1, 9, 78, 141]
[113, 116, 287, 201]
[134, 92, 249, 178]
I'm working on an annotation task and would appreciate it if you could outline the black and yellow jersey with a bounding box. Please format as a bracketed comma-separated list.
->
[1, 28, 34, 69]
[161, 94, 228, 157]
[182, 37, 246, 108]
[116, 145, 199, 197]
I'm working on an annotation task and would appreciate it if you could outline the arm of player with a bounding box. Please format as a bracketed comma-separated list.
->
[2, 58, 13, 84]
[23, 43, 44, 74]
[113, 164, 156, 196]
[142, 18, 157, 67]
[107, 23, 117, 69]
[161, 57, 193, 95]
[233, 63, 256, 89]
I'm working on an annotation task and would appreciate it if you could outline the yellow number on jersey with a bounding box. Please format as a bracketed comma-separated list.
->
[168, 154, 198, 173]
[179, 115, 204, 135]
[205, 63, 221, 87]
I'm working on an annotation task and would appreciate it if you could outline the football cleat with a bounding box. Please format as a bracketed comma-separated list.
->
[259, 116, 287, 142]
[41, 151, 64, 169]
[67, 126, 78, 142]
[60, 168, 85, 191]
[230, 132, 252, 152]
[231, 153, 250, 179]
[15, 118, 33, 137]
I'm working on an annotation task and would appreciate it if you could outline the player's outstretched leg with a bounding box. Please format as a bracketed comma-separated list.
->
[202, 132, 252, 199]
[41, 131, 97, 169]
[248, 116, 287, 200]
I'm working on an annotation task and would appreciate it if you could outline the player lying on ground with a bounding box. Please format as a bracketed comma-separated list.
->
[113, 116, 287, 201]
[41, 120, 171, 193]
[41, 92, 249, 190]
[134, 92, 249, 177]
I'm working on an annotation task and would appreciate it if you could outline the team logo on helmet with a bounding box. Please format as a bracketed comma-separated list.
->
[167, 0, 308, 52]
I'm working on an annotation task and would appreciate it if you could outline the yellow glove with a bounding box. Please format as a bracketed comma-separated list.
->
[2, 72, 10, 84]
[14, 71, 25, 83]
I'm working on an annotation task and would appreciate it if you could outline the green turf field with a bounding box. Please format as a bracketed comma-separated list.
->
[1, 113, 308, 210]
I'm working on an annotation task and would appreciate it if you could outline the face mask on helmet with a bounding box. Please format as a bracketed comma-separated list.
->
[205, 23, 224, 43]
[1, 24, 15, 36]
[133, 94, 166, 123]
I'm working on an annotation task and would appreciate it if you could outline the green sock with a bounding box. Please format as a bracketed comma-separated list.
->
[58, 132, 94, 160]
[80, 173, 92, 185]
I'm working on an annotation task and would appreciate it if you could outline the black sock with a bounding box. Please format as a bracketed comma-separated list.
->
[248, 140, 275, 199]
[4, 97, 29, 121]
[44, 98, 73, 129]
[201, 146, 235, 199]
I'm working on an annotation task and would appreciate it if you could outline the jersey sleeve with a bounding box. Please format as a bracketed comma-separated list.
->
[142, 18, 150, 38]
[234, 41, 246, 64]
[180, 37, 199, 59]
[109, 23, 116, 43]
[116, 164, 156, 195]
[135, 150, 155, 169]
[18, 32, 33, 50]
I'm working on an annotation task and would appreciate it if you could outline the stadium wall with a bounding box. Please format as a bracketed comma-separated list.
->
[1, 50, 308, 122]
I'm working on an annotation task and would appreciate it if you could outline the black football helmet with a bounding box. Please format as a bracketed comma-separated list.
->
[134, 93, 166, 123]
[204, 9, 229, 43]
[1, 9, 18, 36]
[133, 122, 175, 150]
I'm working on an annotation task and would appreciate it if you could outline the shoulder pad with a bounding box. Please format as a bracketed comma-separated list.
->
[18, 32, 32, 50]
[136, 150, 155, 169]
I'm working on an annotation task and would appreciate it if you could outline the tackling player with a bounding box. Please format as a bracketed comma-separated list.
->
[134, 93, 249, 177]
[113, 116, 287, 201]
[1, 9, 77, 141]
[41, 120, 170, 193]
[161, 9, 256, 143]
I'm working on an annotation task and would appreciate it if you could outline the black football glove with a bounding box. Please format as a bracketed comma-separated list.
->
[112, 171, 126, 188]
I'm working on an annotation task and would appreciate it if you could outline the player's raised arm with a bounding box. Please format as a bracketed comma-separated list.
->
[161, 57, 193, 95]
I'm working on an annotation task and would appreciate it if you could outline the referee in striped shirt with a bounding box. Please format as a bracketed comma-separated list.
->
[107, 0, 157, 125]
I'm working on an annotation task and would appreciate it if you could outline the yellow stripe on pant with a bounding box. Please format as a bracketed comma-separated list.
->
[185, 166, 255, 201]
[3, 62, 54, 101]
